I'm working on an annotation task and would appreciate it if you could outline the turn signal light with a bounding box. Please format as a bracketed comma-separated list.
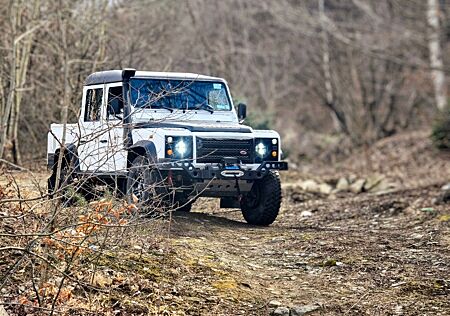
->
[271, 151, 277, 157]
[167, 149, 173, 156]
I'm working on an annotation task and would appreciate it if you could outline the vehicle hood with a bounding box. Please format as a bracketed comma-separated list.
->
[133, 120, 253, 133]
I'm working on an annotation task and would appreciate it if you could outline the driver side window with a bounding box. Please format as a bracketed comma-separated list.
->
[107, 86, 123, 119]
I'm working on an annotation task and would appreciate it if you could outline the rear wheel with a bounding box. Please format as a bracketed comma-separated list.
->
[47, 156, 81, 205]
[240, 171, 281, 226]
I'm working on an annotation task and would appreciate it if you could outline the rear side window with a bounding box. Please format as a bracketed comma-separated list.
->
[84, 88, 103, 121]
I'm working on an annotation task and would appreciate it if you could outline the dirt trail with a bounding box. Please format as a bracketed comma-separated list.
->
[162, 183, 450, 315]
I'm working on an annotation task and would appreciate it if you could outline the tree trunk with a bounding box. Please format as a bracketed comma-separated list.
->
[427, 0, 447, 112]
[0, 0, 18, 161]
[319, 0, 349, 134]
[10, 0, 40, 165]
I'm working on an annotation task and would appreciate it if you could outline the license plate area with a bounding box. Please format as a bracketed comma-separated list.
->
[225, 165, 239, 170]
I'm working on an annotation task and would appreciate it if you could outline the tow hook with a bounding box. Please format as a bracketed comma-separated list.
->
[220, 170, 244, 177]
[220, 157, 243, 177]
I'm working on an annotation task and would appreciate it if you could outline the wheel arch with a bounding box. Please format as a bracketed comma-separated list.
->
[127, 140, 158, 168]
[52, 143, 80, 172]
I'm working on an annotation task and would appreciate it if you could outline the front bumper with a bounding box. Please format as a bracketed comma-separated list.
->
[158, 159, 288, 180]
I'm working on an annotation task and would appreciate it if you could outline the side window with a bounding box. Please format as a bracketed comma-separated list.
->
[84, 88, 103, 122]
[107, 86, 124, 119]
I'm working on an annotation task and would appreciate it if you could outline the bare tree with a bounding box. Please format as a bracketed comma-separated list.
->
[0, 0, 42, 164]
[0, 0, 448, 163]
[427, 0, 448, 112]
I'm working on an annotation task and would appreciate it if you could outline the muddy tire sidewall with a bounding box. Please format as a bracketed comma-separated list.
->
[240, 170, 281, 226]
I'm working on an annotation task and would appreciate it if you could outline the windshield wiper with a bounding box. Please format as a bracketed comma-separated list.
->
[194, 103, 214, 113]
[139, 103, 174, 112]
[149, 105, 173, 112]
[160, 106, 174, 113]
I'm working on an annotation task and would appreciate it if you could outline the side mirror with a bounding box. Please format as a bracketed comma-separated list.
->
[237, 103, 247, 122]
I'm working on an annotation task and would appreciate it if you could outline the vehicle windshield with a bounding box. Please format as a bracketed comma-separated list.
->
[129, 78, 232, 111]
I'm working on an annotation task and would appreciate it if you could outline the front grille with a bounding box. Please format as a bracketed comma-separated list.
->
[196, 138, 254, 163]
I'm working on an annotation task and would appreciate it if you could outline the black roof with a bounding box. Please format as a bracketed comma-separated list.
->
[84, 70, 222, 86]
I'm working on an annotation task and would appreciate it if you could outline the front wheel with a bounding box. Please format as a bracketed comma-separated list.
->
[126, 156, 169, 214]
[240, 171, 282, 226]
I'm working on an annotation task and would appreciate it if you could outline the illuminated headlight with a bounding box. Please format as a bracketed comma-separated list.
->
[175, 140, 187, 156]
[254, 138, 279, 162]
[165, 136, 193, 160]
[255, 142, 268, 158]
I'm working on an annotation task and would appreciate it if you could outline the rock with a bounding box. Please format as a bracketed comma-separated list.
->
[272, 306, 290, 316]
[364, 174, 385, 191]
[284, 184, 316, 203]
[290, 304, 321, 316]
[335, 177, 349, 191]
[348, 174, 357, 183]
[434, 189, 450, 204]
[368, 179, 396, 193]
[268, 300, 282, 308]
[298, 180, 333, 194]
[350, 179, 366, 194]
[299, 180, 319, 193]
[441, 183, 450, 191]
[318, 183, 332, 195]
[300, 210, 313, 217]
[0, 305, 8, 316]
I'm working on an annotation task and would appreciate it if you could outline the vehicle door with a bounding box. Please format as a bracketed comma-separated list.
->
[78, 86, 105, 171]
[97, 84, 127, 172]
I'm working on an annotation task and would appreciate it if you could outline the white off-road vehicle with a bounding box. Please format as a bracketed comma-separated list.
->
[47, 69, 288, 225]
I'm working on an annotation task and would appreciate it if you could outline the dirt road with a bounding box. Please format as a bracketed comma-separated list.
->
[161, 182, 450, 315]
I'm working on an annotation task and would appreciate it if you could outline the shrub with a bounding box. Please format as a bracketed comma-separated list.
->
[245, 111, 274, 130]
[431, 111, 450, 150]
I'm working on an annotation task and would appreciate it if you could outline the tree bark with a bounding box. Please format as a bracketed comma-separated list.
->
[0, 0, 18, 161]
[319, 0, 349, 134]
[10, 0, 40, 165]
[427, 0, 447, 112]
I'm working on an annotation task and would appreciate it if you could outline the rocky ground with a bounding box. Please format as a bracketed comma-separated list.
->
[1, 131, 450, 315]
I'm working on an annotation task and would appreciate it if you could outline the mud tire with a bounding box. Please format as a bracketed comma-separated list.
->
[240, 171, 281, 226]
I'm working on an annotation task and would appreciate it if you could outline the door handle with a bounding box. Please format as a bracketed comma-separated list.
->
[100, 140, 108, 143]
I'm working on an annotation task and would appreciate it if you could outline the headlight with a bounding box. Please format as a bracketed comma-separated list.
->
[175, 140, 187, 156]
[254, 138, 279, 162]
[255, 142, 268, 158]
[165, 136, 193, 160]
